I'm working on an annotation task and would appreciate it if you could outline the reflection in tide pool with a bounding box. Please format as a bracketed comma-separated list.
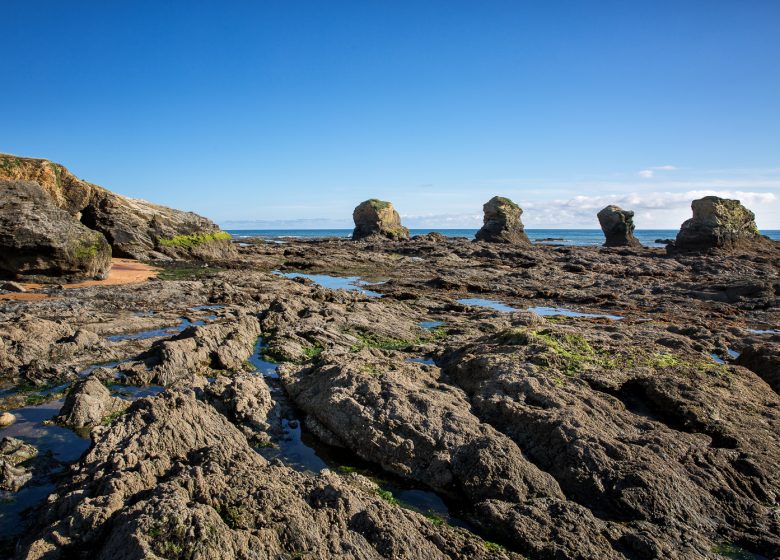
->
[419, 321, 444, 329]
[528, 306, 624, 320]
[106, 317, 207, 342]
[274, 271, 383, 297]
[457, 298, 517, 313]
[406, 358, 436, 366]
[0, 399, 90, 537]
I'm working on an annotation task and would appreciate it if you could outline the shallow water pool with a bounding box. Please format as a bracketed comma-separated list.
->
[457, 298, 517, 312]
[274, 271, 383, 297]
[527, 306, 624, 320]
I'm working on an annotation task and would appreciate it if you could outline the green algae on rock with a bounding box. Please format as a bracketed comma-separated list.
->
[352, 199, 410, 241]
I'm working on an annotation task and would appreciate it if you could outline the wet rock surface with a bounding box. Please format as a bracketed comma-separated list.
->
[0, 180, 112, 281]
[598, 205, 641, 247]
[352, 199, 410, 241]
[475, 196, 529, 244]
[0, 233, 778, 559]
[0, 437, 38, 492]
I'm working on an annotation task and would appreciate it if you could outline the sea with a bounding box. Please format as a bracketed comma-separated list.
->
[227, 229, 780, 248]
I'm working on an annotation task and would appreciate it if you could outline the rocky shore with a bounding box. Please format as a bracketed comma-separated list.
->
[1, 174, 779, 558]
[0, 224, 776, 559]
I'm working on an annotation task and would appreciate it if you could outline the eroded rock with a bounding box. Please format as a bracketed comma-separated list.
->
[475, 196, 529, 244]
[0, 154, 235, 262]
[19, 390, 512, 560]
[0, 180, 112, 281]
[673, 196, 768, 252]
[597, 205, 641, 247]
[55, 374, 128, 429]
[352, 199, 410, 241]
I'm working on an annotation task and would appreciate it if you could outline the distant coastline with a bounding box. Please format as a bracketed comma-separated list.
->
[227, 228, 780, 248]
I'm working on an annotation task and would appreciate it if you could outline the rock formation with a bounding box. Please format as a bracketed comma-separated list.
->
[352, 199, 410, 241]
[0, 154, 235, 262]
[673, 196, 766, 252]
[0, 180, 112, 280]
[55, 375, 128, 429]
[597, 205, 641, 247]
[475, 196, 529, 244]
[19, 390, 505, 559]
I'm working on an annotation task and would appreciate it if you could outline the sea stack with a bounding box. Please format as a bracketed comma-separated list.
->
[0, 180, 112, 281]
[352, 199, 410, 241]
[673, 196, 764, 252]
[597, 205, 641, 247]
[475, 196, 529, 244]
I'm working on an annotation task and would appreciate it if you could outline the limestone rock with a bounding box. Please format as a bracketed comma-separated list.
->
[352, 199, 410, 241]
[597, 205, 641, 247]
[673, 196, 765, 252]
[55, 375, 128, 429]
[0, 154, 235, 261]
[0, 180, 112, 281]
[475, 196, 529, 244]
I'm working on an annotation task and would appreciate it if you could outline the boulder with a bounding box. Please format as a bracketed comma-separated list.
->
[475, 196, 529, 244]
[597, 205, 641, 247]
[55, 375, 128, 429]
[352, 199, 410, 241]
[0, 180, 112, 281]
[673, 196, 765, 252]
[0, 154, 235, 261]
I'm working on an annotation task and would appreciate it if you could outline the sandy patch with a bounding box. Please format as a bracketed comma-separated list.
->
[0, 259, 160, 301]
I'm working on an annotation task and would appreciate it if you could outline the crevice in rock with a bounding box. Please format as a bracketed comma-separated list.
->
[596, 379, 739, 449]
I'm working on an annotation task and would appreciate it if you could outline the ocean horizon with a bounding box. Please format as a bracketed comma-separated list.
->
[227, 228, 780, 248]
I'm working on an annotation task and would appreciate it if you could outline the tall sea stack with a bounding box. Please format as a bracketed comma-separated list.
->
[597, 205, 641, 247]
[475, 196, 529, 244]
[673, 196, 764, 252]
[352, 199, 410, 241]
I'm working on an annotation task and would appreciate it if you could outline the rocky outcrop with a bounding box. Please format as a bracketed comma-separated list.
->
[0, 154, 234, 262]
[352, 199, 410, 241]
[55, 374, 128, 429]
[126, 315, 261, 386]
[597, 205, 641, 247]
[475, 196, 529, 244]
[0, 180, 112, 281]
[673, 196, 767, 252]
[0, 437, 38, 492]
[0, 318, 106, 384]
[19, 390, 510, 560]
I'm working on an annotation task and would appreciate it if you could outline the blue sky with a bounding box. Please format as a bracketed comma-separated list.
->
[2, 1, 779, 229]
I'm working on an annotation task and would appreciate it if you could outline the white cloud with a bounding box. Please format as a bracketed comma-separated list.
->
[651, 165, 678, 171]
[520, 190, 777, 229]
[638, 169, 654, 179]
